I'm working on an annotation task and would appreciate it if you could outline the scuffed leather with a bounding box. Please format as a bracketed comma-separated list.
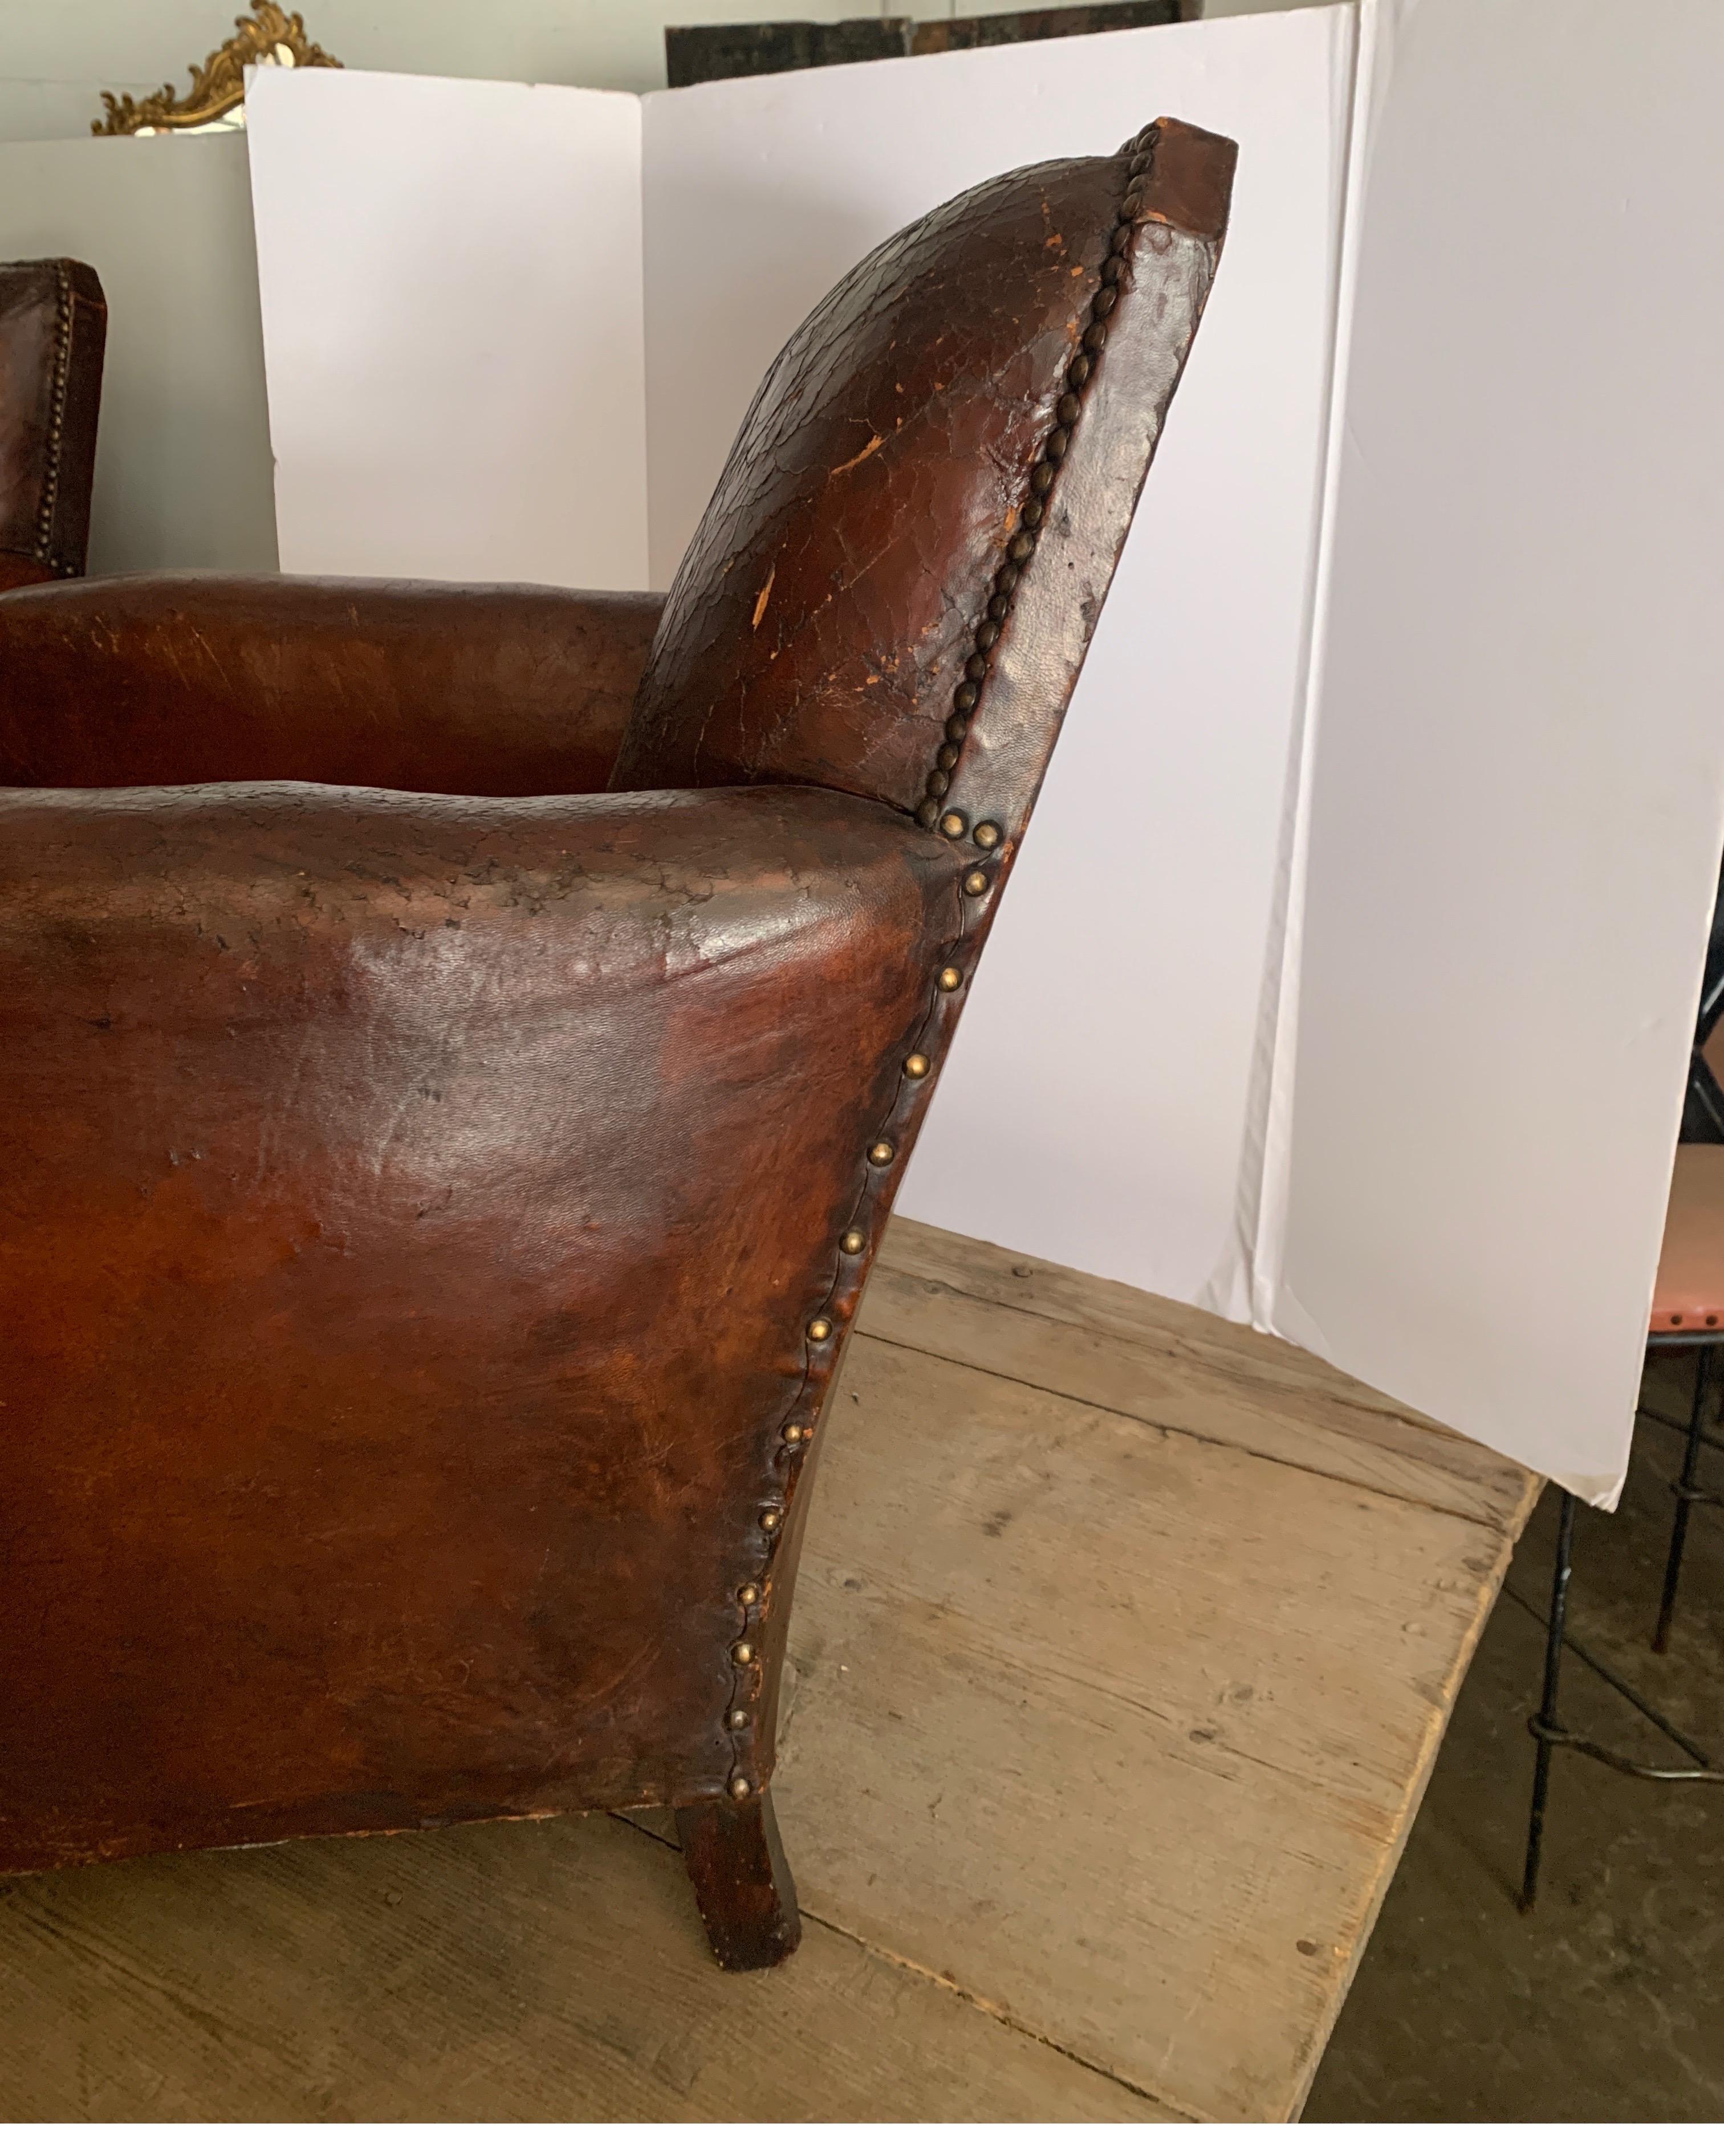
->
[613, 121, 1233, 840]
[0, 259, 105, 579]
[0, 781, 955, 1867]
[0, 576, 665, 796]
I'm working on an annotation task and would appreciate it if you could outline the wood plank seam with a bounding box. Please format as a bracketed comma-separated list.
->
[869, 1257, 1453, 1445]
[607, 1802, 1215, 2121]
[873, 1243, 1462, 1440]
[855, 1312, 1520, 1536]
[865, 1225, 1536, 1532]
[608, 1809, 1209, 2122]
[798, 1902, 1211, 2124]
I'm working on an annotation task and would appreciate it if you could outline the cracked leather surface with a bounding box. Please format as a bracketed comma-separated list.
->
[0, 781, 954, 1864]
[612, 128, 1229, 833]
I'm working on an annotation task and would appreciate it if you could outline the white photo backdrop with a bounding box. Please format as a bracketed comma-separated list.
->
[229, 0, 1724, 1502]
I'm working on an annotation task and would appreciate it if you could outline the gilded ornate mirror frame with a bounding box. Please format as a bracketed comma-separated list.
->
[93, 3, 341, 137]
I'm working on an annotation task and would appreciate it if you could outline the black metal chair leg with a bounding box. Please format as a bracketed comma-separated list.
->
[1520, 1488, 1577, 1913]
[1653, 1342, 1711, 1654]
[1655, 1336, 1706, 1655]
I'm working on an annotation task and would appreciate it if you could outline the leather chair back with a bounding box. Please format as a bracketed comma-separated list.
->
[613, 119, 1234, 856]
[0, 259, 107, 591]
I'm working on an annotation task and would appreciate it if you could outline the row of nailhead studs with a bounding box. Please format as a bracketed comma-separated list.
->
[34, 263, 75, 572]
[714, 953, 976, 1798]
[914, 124, 1160, 840]
[718, 134, 1162, 1802]
[717, 873, 997, 1797]
[720, 1481, 784, 1799]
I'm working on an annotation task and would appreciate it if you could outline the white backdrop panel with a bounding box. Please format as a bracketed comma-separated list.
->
[247, 67, 649, 589]
[1276, 0, 1724, 1500]
[643, 9, 1355, 1307]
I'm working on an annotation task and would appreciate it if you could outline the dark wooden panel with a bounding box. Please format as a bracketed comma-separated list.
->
[914, 2, 1198, 56]
[665, 3, 1199, 88]
[665, 18, 913, 88]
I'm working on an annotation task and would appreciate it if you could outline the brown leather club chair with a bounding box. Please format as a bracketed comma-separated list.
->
[0, 121, 1233, 1969]
[0, 259, 107, 592]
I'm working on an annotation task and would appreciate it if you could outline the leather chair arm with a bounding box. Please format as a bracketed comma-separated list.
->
[0, 573, 664, 794]
[1, 778, 956, 1840]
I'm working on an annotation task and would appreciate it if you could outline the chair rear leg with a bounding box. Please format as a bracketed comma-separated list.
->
[677, 1785, 802, 1971]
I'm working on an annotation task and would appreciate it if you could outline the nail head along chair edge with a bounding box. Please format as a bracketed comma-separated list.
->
[0, 121, 1234, 1970]
[0, 258, 107, 591]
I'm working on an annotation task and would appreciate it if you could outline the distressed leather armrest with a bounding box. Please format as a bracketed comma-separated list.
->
[0, 776, 957, 1856]
[0, 573, 664, 794]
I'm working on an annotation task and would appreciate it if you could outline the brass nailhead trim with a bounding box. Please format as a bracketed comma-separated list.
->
[974, 821, 1002, 850]
[938, 966, 962, 992]
[912, 128, 1156, 836]
[731, 1641, 754, 1666]
[904, 1052, 930, 1079]
[868, 1139, 895, 1166]
[35, 263, 75, 571]
[964, 869, 989, 896]
[807, 1315, 832, 1342]
[729, 1708, 750, 1730]
[840, 1229, 866, 1255]
[738, 1583, 759, 1606]
[729, 1775, 752, 1800]
[761, 1509, 782, 1533]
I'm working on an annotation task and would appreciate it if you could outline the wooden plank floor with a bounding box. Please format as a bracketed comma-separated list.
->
[1, 1220, 1536, 2123]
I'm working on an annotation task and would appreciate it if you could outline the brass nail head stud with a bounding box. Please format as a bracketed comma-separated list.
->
[728, 1708, 750, 1730]
[841, 1229, 866, 1255]
[729, 1775, 752, 1800]
[807, 1316, 832, 1343]
[904, 1052, 930, 1079]
[782, 1421, 805, 1441]
[738, 1583, 759, 1606]
[731, 1641, 754, 1666]
[940, 810, 966, 839]
[868, 1140, 895, 1166]
[974, 821, 1002, 849]
[964, 870, 989, 896]
[938, 966, 962, 992]
[761, 1508, 783, 1533]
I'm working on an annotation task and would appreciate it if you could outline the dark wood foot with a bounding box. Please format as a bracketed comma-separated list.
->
[676, 1785, 802, 1971]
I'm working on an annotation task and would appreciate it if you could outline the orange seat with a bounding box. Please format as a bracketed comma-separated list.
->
[1649, 1144, 1724, 1333]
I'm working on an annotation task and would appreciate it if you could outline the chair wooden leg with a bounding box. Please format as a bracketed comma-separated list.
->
[676, 1786, 802, 1971]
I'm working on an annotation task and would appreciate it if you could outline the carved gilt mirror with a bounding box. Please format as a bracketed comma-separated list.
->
[93, 3, 342, 137]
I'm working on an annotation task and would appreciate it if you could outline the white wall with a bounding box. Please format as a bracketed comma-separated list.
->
[249, 68, 649, 589]
[0, 133, 277, 572]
